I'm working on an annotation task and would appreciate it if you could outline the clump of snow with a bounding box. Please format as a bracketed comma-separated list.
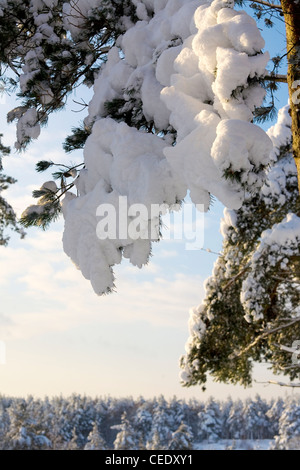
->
[15, 108, 40, 150]
[20, 48, 43, 93]
[62, 118, 185, 295]
[212, 48, 268, 120]
[62, 0, 104, 40]
[85, 0, 199, 131]
[261, 156, 297, 208]
[161, 0, 271, 210]
[220, 207, 237, 238]
[211, 119, 272, 190]
[41, 180, 57, 192]
[267, 104, 292, 161]
[86, 46, 133, 125]
[22, 204, 45, 217]
[179, 303, 207, 385]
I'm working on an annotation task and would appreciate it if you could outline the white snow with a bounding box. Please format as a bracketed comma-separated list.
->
[62, 118, 185, 295]
[15, 108, 41, 150]
[211, 119, 272, 185]
[161, 0, 271, 210]
[41, 181, 57, 192]
[14, 0, 276, 296]
[180, 100, 299, 381]
[241, 213, 300, 322]
[267, 104, 292, 161]
[194, 439, 273, 450]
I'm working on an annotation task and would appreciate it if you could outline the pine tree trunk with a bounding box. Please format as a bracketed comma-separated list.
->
[281, 0, 300, 196]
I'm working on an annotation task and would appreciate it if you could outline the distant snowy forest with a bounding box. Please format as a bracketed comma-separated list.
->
[0, 394, 300, 450]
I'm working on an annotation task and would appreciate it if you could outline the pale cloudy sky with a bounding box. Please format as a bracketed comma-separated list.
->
[0, 35, 295, 403]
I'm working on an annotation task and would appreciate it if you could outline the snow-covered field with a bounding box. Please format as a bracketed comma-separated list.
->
[194, 439, 273, 450]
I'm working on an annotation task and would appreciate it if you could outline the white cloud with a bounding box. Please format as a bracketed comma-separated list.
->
[0, 227, 205, 341]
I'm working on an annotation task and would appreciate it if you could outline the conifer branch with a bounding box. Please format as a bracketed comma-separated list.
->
[263, 74, 287, 83]
[255, 380, 300, 387]
[230, 317, 300, 359]
[248, 0, 283, 10]
[222, 263, 251, 291]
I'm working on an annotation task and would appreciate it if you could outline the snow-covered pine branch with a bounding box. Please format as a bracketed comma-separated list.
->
[180, 105, 300, 388]
[59, 0, 274, 295]
[256, 380, 300, 388]
[0, 0, 278, 293]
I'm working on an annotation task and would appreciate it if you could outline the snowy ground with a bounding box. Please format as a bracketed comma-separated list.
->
[194, 439, 273, 450]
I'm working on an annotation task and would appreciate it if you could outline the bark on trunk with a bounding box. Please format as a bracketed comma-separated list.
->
[281, 0, 300, 195]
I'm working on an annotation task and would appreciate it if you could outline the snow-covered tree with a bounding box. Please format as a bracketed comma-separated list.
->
[226, 399, 245, 440]
[168, 422, 194, 450]
[198, 397, 222, 442]
[4, 398, 52, 450]
[133, 401, 153, 448]
[219, 397, 233, 439]
[0, 398, 11, 450]
[112, 411, 138, 450]
[266, 397, 284, 438]
[273, 398, 300, 449]
[146, 397, 172, 450]
[167, 397, 188, 430]
[65, 427, 79, 450]
[180, 105, 300, 388]
[84, 421, 107, 450]
[146, 430, 162, 451]
[242, 396, 269, 440]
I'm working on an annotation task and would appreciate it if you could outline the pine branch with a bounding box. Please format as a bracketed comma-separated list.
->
[200, 248, 222, 256]
[263, 74, 287, 83]
[247, 0, 283, 10]
[35, 161, 54, 173]
[255, 380, 300, 387]
[272, 342, 300, 354]
[229, 317, 300, 359]
[222, 262, 251, 291]
[53, 183, 76, 203]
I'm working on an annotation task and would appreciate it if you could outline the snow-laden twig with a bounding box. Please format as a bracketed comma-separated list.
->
[263, 74, 287, 83]
[247, 0, 283, 10]
[255, 380, 300, 388]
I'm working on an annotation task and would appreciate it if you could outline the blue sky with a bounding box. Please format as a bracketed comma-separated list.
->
[0, 11, 296, 402]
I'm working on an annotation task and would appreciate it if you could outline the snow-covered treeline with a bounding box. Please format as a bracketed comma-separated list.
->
[0, 394, 299, 450]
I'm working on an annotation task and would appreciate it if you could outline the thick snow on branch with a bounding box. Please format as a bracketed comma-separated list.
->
[62, 118, 185, 294]
[267, 105, 292, 161]
[15, 108, 41, 150]
[241, 213, 300, 322]
[239, 105, 298, 322]
[61, 0, 273, 295]
[179, 102, 300, 386]
[162, 0, 271, 210]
